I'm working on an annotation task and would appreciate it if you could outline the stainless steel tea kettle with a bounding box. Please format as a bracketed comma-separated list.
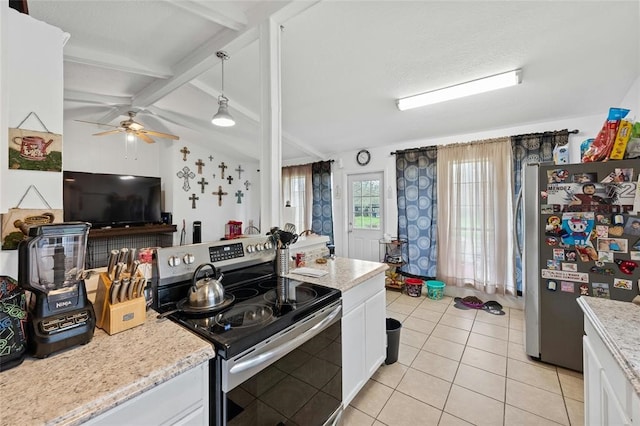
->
[188, 263, 225, 308]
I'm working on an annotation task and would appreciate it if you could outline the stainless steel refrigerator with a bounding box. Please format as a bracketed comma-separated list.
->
[522, 159, 640, 372]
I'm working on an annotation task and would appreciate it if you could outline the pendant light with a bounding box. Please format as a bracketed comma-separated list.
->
[211, 51, 235, 127]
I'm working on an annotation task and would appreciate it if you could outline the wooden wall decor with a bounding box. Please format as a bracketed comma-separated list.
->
[177, 166, 195, 191]
[213, 186, 228, 206]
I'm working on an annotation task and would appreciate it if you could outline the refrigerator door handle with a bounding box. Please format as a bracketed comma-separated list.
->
[514, 188, 524, 258]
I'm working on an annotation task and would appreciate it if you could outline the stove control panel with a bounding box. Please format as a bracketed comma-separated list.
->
[155, 236, 276, 285]
[209, 242, 244, 262]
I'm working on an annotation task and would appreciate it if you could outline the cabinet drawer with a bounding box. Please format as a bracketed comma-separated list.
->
[343, 275, 384, 314]
[85, 363, 208, 425]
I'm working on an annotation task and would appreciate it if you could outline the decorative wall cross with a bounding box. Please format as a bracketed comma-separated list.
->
[218, 162, 228, 179]
[198, 177, 209, 193]
[189, 193, 199, 209]
[226, 175, 234, 185]
[213, 186, 228, 206]
[235, 190, 244, 204]
[235, 165, 245, 179]
[208, 155, 214, 161]
[180, 146, 190, 161]
[195, 159, 205, 174]
[244, 180, 251, 190]
[177, 166, 196, 191]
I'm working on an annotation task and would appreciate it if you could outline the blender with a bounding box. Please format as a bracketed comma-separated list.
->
[18, 222, 95, 358]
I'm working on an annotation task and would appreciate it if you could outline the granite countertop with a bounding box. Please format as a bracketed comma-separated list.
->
[0, 310, 215, 426]
[286, 256, 388, 292]
[577, 296, 640, 396]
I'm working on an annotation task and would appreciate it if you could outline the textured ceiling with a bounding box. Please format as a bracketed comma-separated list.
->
[27, 1, 640, 162]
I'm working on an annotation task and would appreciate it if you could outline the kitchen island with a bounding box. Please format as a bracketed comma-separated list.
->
[577, 296, 640, 426]
[0, 309, 215, 425]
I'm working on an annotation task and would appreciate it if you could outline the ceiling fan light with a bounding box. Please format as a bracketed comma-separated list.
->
[126, 132, 136, 142]
[212, 97, 235, 127]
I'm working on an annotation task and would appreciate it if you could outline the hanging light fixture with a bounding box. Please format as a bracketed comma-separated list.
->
[211, 51, 235, 127]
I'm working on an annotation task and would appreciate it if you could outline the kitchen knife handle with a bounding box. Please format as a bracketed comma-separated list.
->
[113, 262, 125, 282]
[119, 278, 130, 303]
[136, 277, 147, 299]
[127, 276, 135, 300]
[117, 248, 129, 266]
[107, 249, 119, 277]
[110, 280, 121, 305]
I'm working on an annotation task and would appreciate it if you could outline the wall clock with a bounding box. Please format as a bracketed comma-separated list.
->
[356, 149, 371, 166]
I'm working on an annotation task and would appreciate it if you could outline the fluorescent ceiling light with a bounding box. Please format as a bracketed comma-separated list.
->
[396, 69, 522, 111]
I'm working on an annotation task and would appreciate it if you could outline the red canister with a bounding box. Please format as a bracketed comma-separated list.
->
[295, 253, 306, 267]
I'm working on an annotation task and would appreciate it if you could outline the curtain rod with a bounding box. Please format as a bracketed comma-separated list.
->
[283, 159, 334, 168]
[390, 129, 579, 155]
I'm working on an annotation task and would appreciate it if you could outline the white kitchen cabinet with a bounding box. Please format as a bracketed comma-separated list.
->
[84, 362, 209, 425]
[342, 273, 386, 406]
[583, 317, 637, 426]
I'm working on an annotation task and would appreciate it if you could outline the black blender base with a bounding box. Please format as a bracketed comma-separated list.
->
[28, 310, 96, 358]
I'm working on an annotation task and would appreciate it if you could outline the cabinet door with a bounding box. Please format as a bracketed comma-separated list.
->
[583, 335, 603, 426]
[600, 371, 632, 426]
[342, 303, 366, 406]
[364, 289, 386, 377]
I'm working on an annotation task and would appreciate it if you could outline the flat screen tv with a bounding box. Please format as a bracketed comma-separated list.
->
[63, 171, 162, 228]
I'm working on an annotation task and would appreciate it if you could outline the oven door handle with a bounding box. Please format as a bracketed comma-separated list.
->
[229, 303, 342, 375]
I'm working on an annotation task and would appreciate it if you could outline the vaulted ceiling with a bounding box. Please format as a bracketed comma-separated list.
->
[28, 1, 640, 163]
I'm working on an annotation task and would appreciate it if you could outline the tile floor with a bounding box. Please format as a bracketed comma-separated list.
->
[343, 291, 584, 426]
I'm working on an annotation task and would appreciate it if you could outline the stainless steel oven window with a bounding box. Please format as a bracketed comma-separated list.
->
[220, 306, 342, 425]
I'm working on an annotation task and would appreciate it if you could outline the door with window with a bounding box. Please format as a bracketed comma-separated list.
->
[348, 173, 383, 261]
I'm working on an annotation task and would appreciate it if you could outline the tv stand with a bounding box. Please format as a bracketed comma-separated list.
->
[86, 224, 177, 268]
[89, 224, 177, 239]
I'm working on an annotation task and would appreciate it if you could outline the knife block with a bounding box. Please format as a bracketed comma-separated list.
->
[94, 272, 146, 335]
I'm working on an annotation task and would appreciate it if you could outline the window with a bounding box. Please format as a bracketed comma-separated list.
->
[352, 179, 381, 230]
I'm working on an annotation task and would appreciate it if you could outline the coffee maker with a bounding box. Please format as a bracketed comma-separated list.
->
[18, 222, 95, 358]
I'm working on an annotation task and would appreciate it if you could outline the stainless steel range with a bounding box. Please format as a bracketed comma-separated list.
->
[152, 236, 342, 426]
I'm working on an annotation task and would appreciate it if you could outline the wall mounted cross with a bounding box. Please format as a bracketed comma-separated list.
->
[235, 190, 244, 204]
[176, 166, 195, 191]
[180, 146, 190, 161]
[189, 193, 199, 209]
[235, 165, 245, 179]
[213, 186, 228, 206]
[227, 175, 234, 185]
[195, 159, 205, 174]
[208, 155, 214, 162]
[198, 177, 208, 193]
[218, 162, 228, 179]
[244, 180, 251, 191]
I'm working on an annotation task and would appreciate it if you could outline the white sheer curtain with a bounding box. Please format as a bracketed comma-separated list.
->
[436, 138, 516, 295]
[281, 164, 313, 231]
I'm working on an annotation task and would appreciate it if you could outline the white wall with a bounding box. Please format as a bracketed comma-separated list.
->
[0, 8, 66, 278]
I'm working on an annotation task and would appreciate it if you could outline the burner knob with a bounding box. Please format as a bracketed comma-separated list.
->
[264, 241, 273, 250]
[168, 256, 181, 267]
[246, 245, 255, 253]
[183, 254, 195, 264]
[255, 243, 264, 252]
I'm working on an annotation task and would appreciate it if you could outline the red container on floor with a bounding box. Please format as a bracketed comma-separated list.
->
[404, 278, 423, 297]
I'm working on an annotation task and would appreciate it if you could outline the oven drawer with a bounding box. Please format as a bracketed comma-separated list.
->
[85, 362, 209, 425]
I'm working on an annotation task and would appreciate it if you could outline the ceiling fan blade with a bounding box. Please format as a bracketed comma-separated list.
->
[75, 119, 119, 128]
[137, 133, 155, 144]
[142, 130, 180, 140]
[93, 130, 122, 136]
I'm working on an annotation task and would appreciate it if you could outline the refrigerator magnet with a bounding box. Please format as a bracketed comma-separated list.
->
[546, 236, 559, 246]
[613, 278, 633, 290]
[630, 251, 640, 261]
[553, 248, 565, 261]
[565, 250, 577, 261]
[614, 259, 638, 275]
[547, 260, 560, 270]
[595, 214, 611, 225]
[547, 280, 558, 291]
[579, 284, 589, 295]
[560, 281, 575, 293]
[592, 282, 611, 299]
[562, 263, 577, 272]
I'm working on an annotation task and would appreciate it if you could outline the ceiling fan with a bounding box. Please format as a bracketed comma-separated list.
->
[75, 111, 180, 143]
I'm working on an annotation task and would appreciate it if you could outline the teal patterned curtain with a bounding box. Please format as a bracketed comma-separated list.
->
[396, 147, 438, 278]
[311, 161, 334, 243]
[512, 130, 569, 293]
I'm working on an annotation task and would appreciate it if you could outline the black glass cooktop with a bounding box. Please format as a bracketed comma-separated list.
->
[170, 276, 340, 358]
